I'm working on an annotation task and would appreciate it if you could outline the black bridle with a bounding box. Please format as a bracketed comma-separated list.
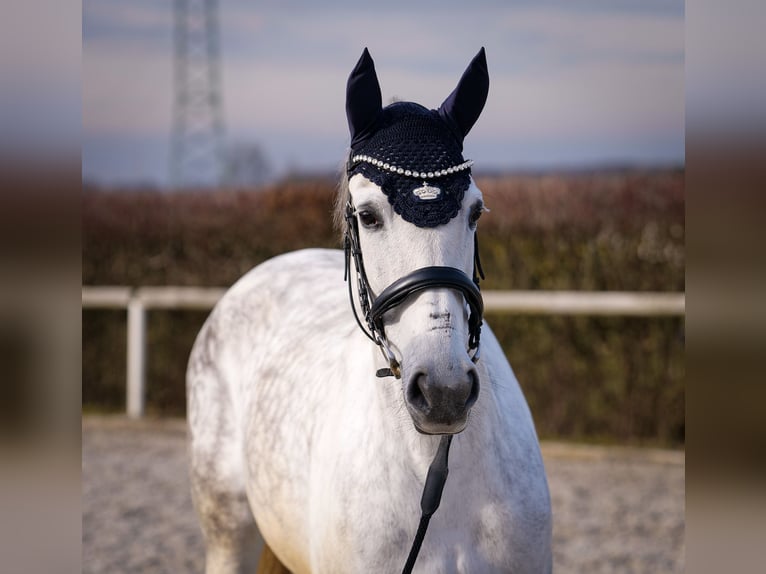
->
[342, 195, 486, 574]
[343, 199, 485, 379]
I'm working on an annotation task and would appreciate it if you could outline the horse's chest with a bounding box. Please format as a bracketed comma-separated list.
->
[312, 491, 521, 574]
[310, 450, 521, 571]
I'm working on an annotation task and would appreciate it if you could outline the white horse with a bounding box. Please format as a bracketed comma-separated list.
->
[187, 48, 552, 574]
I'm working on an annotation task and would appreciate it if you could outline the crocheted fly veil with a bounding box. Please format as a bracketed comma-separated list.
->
[346, 48, 489, 228]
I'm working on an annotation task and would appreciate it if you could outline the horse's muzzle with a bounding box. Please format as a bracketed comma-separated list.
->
[404, 364, 479, 434]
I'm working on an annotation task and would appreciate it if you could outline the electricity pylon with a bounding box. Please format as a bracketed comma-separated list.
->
[170, 0, 225, 188]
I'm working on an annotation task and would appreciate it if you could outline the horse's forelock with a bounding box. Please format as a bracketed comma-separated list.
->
[333, 161, 351, 241]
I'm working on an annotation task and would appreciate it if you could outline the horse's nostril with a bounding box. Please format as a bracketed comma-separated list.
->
[465, 368, 480, 409]
[406, 367, 479, 419]
[406, 372, 430, 413]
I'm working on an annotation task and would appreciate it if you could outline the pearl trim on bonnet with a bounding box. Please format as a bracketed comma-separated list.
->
[350, 154, 473, 179]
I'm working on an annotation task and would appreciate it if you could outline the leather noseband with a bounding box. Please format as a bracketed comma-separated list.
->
[369, 266, 483, 352]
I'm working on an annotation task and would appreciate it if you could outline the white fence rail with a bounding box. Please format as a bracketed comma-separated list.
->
[83, 286, 685, 418]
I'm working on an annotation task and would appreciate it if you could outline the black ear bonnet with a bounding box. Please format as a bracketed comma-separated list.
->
[346, 48, 489, 228]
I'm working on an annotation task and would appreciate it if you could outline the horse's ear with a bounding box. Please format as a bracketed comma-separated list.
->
[437, 47, 489, 144]
[346, 48, 382, 148]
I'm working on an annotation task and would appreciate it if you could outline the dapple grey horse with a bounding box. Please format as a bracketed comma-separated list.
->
[187, 48, 552, 574]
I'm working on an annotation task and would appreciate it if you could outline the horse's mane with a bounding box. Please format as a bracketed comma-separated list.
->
[333, 158, 351, 240]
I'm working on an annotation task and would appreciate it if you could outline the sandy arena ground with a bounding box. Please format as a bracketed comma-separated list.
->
[82, 417, 684, 573]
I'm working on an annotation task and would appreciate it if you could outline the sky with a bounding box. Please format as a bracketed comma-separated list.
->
[81, 0, 685, 187]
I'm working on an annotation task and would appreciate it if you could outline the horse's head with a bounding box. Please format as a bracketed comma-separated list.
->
[341, 48, 490, 435]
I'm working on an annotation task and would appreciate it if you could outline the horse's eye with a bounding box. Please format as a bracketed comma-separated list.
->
[469, 204, 484, 228]
[358, 210, 381, 229]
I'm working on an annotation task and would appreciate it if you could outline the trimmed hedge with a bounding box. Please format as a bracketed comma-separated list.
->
[83, 170, 684, 445]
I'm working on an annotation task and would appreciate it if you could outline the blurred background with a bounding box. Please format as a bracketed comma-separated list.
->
[83, 0, 684, 187]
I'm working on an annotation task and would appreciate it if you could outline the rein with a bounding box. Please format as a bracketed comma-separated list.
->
[342, 196, 485, 573]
